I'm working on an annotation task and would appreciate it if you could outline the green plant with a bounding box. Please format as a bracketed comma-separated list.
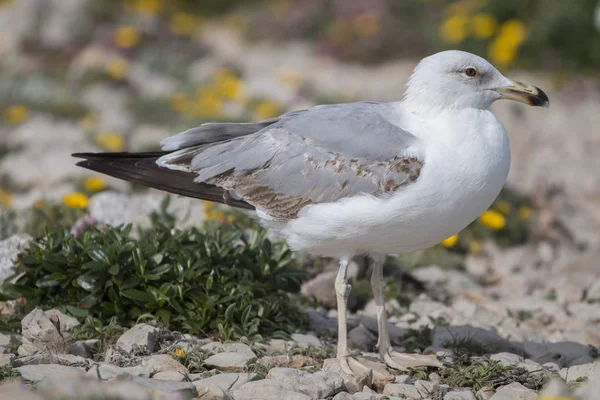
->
[24, 202, 87, 238]
[0, 211, 308, 339]
[0, 365, 20, 382]
[180, 348, 212, 373]
[441, 358, 515, 393]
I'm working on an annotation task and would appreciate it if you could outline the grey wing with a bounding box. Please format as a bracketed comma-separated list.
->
[158, 102, 423, 220]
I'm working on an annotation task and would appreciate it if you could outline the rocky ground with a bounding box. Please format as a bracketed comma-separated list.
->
[1, 1, 600, 399]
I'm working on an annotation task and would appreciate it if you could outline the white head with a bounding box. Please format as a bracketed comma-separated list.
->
[404, 50, 548, 112]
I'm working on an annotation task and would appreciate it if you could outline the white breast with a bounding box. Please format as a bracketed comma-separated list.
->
[280, 108, 510, 257]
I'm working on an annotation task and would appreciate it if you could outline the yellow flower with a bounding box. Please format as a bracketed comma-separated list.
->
[471, 13, 497, 39]
[95, 132, 125, 152]
[518, 206, 533, 220]
[194, 88, 223, 118]
[133, 0, 163, 15]
[488, 36, 517, 67]
[79, 114, 98, 130]
[469, 240, 481, 254]
[440, 15, 469, 44]
[498, 19, 527, 47]
[169, 12, 200, 36]
[0, 187, 12, 208]
[169, 92, 192, 114]
[105, 58, 129, 80]
[353, 12, 380, 37]
[279, 70, 302, 88]
[327, 19, 353, 43]
[63, 192, 89, 209]
[253, 101, 279, 120]
[214, 69, 245, 101]
[4, 105, 29, 124]
[494, 200, 512, 214]
[479, 210, 506, 230]
[441, 234, 458, 248]
[174, 348, 185, 358]
[114, 26, 141, 49]
[84, 177, 106, 192]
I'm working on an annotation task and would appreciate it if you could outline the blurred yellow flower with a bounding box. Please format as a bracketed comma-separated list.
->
[253, 101, 279, 120]
[63, 192, 89, 209]
[479, 210, 506, 230]
[494, 200, 512, 214]
[214, 69, 245, 101]
[518, 206, 533, 220]
[96, 132, 125, 152]
[169, 12, 200, 36]
[441, 234, 458, 248]
[105, 58, 129, 80]
[488, 36, 517, 67]
[440, 15, 469, 44]
[0, 187, 12, 208]
[194, 88, 223, 118]
[279, 70, 302, 88]
[169, 92, 192, 114]
[469, 240, 481, 254]
[471, 13, 497, 39]
[114, 26, 142, 49]
[79, 114, 98, 130]
[498, 19, 527, 47]
[174, 348, 185, 358]
[4, 105, 29, 124]
[133, 0, 163, 15]
[34, 199, 45, 208]
[84, 177, 106, 192]
[353, 12, 380, 37]
[327, 19, 353, 43]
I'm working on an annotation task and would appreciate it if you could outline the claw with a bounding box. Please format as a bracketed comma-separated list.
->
[382, 350, 443, 371]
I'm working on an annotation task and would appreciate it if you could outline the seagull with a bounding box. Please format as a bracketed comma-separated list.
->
[74, 50, 549, 376]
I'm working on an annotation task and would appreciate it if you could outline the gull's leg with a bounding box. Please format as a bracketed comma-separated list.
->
[336, 255, 371, 377]
[370, 254, 443, 371]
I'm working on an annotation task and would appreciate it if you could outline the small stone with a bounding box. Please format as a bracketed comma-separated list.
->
[116, 324, 158, 354]
[152, 371, 186, 382]
[348, 324, 377, 351]
[489, 382, 536, 400]
[516, 359, 543, 374]
[383, 383, 423, 398]
[301, 270, 357, 309]
[489, 352, 523, 367]
[538, 378, 570, 397]
[0, 234, 32, 281]
[232, 380, 312, 400]
[563, 361, 599, 382]
[304, 308, 337, 333]
[204, 352, 256, 369]
[394, 374, 411, 384]
[201, 342, 257, 358]
[333, 392, 354, 400]
[266, 367, 344, 399]
[0, 354, 13, 366]
[475, 386, 495, 400]
[414, 379, 434, 397]
[0, 381, 45, 400]
[542, 362, 560, 372]
[444, 390, 477, 400]
[142, 354, 188, 375]
[69, 341, 91, 359]
[94, 363, 148, 380]
[322, 358, 371, 394]
[16, 364, 84, 382]
[19, 308, 80, 355]
[290, 333, 322, 349]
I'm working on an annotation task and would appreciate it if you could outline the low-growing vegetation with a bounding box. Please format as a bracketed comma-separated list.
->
[0, 201, 308, 341]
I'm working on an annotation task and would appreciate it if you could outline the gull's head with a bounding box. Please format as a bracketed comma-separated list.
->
[404, 50, 549, 111]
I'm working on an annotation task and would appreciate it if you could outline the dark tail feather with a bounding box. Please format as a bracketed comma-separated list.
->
[72, 152, 253, 210]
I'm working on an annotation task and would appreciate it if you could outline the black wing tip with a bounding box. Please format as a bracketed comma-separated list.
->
[72, 151, 168, 160]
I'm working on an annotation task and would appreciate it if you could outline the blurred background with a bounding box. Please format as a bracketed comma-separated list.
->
[1, 0, 600, 396]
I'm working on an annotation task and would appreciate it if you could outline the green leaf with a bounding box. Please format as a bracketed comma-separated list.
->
[66, 305, 89, 318]
[121, 289, 155, 303]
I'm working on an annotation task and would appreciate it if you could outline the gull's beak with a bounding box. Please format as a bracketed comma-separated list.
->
[494, 79, 549, 107]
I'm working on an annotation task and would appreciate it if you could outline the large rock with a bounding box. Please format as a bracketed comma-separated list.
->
[231, 380, 312, 400]
[0, 381, 44, 400]
[194, 373, 259, 399]
[16, 364, 85, 382]
[432, 325, 521, 354]
[18, 308, 80, 356]
[107, 374, 198, 397]
[489, 382, 536, 400]
[141, 354, 188, 375]
[382, 383, 423, 398]
[266, 367, 344, 399]
[116, 324, 159, 354]
[0, 234, 31, 281]
[204, 352, 257, 369]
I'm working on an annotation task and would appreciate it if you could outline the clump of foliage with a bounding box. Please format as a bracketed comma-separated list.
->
[0, 205, 308, 340]
[25, 202, 87, 238]
[0, 365, 20, 382]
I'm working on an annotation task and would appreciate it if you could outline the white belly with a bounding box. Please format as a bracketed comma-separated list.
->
[279, 109, 511, 257]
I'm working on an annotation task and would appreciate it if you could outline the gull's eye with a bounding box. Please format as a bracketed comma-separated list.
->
[464, 68, 478, 78]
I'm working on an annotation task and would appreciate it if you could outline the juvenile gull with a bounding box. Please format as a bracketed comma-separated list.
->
[73, 50, 549, 375]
